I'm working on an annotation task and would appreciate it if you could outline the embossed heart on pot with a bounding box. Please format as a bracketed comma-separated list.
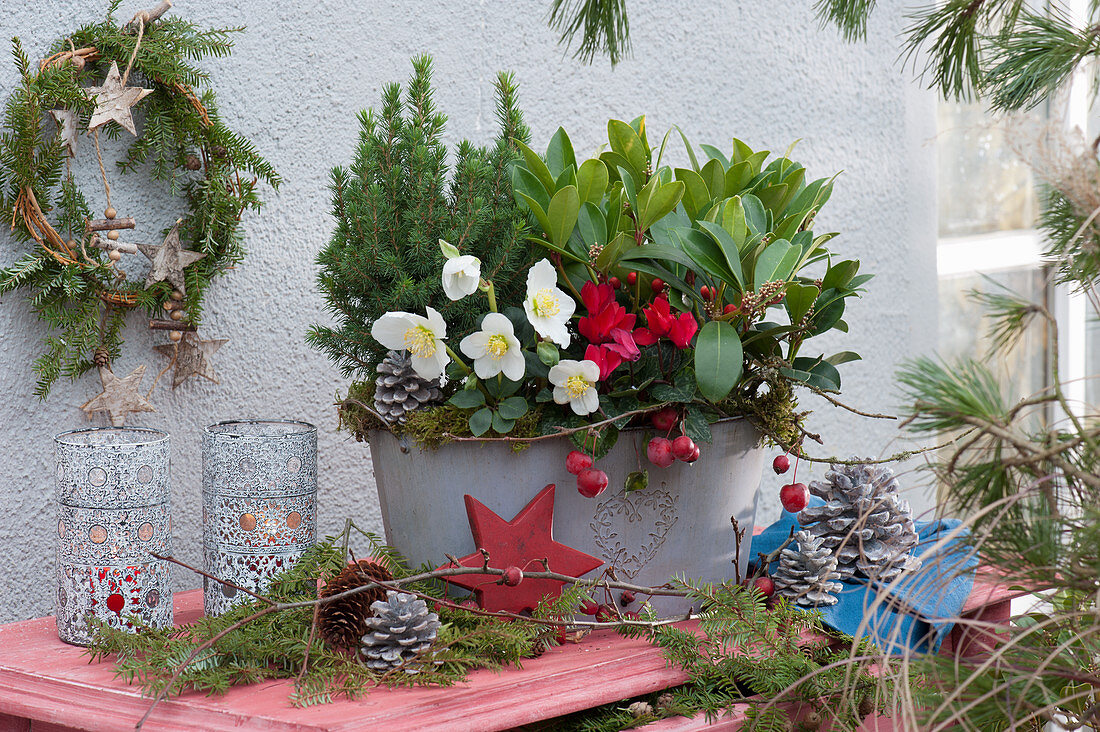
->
[589, 487, 679, 579]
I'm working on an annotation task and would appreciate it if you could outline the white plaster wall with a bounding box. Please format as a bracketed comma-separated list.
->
[0, 0, 936, 623]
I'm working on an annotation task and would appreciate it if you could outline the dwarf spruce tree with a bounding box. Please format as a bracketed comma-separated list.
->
[309, 56, 534, 384]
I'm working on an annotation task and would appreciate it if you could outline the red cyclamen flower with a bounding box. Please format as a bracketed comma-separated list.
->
[634, 296, 699, 350]
[578, 281, 637, 345]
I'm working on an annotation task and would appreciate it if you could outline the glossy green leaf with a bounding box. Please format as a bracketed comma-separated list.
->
[699, 143, 730, 166]
[720, 196, 748, 249]
[517, 141, 556, 194]
[697, 221, 745, 288]
[497, 396, 529, 420]
[754, 239, 798, 286]
[555, 165, 577, 192]
[822, 259, 860, 290]
[577, 158, 609, 204]
[618, 167, 637, 209]
[469, 407, 493, 436]
[672, 227, 738, 288]
[701, 158, 726, 200]
[448, 389, 485, 409]
[741, 194, 768, 235]
[638, 179, 685, 231]
[724, 161, 754, 195]
[577, 201, 607, 250]
[625, 470, 649, 492]
[545, 127, 576, 178]
[683, 405, 713, 444]
[694, 320, 743, 402]
[547, 186, 581, 249]
[824, 351, 862, 366]
[731, 138, 754, 165]
[608, 119, 647, 179]
[675, 168, 710, 218]
[516, 192, 553, 240]
[618, 242, 698, 276]
[492, 411, 516, 434]
[784, 283, 819, 325]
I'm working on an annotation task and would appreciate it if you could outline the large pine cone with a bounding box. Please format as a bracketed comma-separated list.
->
[799, 461, 922, 583]
[373, 350, 443, 425]
[360, 591, 441, 674]
[318, 559, 395, 649]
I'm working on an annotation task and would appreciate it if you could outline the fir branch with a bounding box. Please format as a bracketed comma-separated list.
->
[548, 0, 631, 66]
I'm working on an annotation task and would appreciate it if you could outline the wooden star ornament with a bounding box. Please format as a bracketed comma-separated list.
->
[138, 220, 206, 295]
[154, 332, 227, 388]
[81, 365, 156, 427]
[50, 109, 79, 156]
[84, 61, 153, 136]
[439, 484, 603, 613]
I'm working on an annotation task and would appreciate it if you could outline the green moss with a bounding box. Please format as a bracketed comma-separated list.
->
[722, 379, 806, 450]
[337, 381, 386, 442]
[336, 385, 545, 451]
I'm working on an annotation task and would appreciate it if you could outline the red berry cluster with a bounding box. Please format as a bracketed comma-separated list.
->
[772, 452, 808, 513]
[646, 408, 700, 468]
[566, 450, 609, 498]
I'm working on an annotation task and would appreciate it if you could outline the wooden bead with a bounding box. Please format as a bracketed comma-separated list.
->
[169, 330, 183, 342]
[106, 230, 120, 241]
[169, 310, 185, 321]
[107, 250, 122, 262]
[170, 290, 184, 301]
[104, 207, 116, 220]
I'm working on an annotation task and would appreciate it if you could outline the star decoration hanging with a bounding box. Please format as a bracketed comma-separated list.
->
[138, 221, 206, 295]
[84, 61, 153, 136]
[439, 484, 603, 613]
[80, 364, 156, 427]
[154, 332, 228, 388]
[50, 109, 79, 156]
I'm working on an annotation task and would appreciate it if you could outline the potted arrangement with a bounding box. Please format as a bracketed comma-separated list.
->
[310, 58, 869, 610]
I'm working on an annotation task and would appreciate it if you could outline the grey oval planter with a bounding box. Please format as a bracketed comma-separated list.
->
[368, 419, 763, 615]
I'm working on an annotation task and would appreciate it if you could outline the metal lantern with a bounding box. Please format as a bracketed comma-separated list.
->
[54, 427, 172, 646]
[202, 419, 317, 616]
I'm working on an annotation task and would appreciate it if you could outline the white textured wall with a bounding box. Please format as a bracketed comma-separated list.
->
[0, 0, 936, 623]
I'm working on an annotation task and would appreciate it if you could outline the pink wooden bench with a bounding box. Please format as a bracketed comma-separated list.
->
[0, 573, 1014, 732]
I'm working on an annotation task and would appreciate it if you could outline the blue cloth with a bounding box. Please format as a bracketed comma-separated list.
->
[752, 498, 978, 654]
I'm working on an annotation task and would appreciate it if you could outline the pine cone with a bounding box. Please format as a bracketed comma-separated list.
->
[773, 530, 843, 607]
[373, 350, 443, 425]
[318, 559, 395, 649]
[360, 591, 441, 674]
[798, 461, 922, 583]
[93, 348, 111, 367]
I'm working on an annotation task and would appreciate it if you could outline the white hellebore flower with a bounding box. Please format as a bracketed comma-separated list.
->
[549, 359, 600, 416]
[523, 258, 575, 347]
[371, 307, 449, 380]
[459, 312, 525, 381]
[442, 255, 481, 301]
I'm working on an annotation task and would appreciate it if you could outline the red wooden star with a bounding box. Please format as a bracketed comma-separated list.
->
[440, 484, 603, 613]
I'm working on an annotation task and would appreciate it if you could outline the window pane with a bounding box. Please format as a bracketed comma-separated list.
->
[938, 102, 1038, 237]
[938, 267, 1050, 408]
[1087, 314, 1100, 410]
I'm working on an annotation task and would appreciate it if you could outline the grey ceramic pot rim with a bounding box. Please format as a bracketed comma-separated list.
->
[204, 418, 316, 439]
[55, 426, 169, 447]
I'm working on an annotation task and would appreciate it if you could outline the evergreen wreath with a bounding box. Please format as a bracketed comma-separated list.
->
[0, 0, 278, 400]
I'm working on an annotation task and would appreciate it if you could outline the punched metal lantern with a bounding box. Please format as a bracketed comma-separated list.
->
[202, 419, 317, 616]
[54, 427, 172, 646]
